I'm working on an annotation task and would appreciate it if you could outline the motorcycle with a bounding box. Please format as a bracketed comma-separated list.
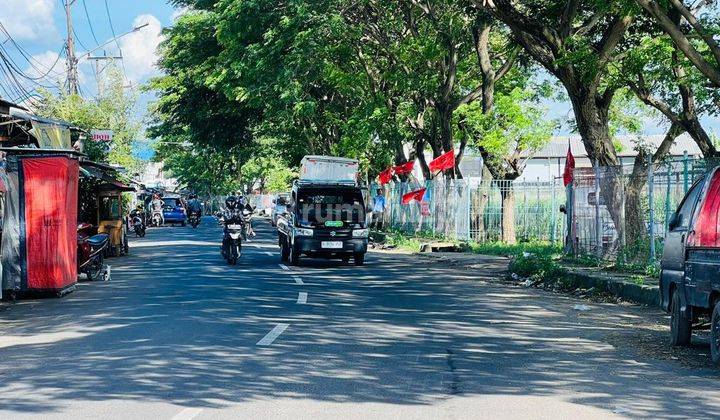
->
[241, 209, 252, 241]
[130, 211, 146, 237]
[222, 220, 244, 265]
[151, 211, 163, 227]
[77, 223, 110, 281]
[188, 211, 201, 228]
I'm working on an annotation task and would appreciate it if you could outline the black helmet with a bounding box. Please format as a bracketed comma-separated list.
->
[189, 193, 197, 199]
[225, 195, 238, 209]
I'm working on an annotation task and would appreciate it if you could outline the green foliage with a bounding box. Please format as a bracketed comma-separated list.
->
[509, 251, 565, 281]
[35, 67, 140, 172]
[457, 88, 553, 163]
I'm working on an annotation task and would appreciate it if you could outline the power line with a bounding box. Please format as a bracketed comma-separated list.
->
[104, 0, 129, 81]
[82, 0, 101, 46]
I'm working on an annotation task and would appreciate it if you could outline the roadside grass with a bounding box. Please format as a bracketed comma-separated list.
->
[467, 240, 561, 258]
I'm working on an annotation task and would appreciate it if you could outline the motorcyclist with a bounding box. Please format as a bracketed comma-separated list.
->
[151, 194, 165, 226]
[238, 195, 256, 238]
[187, 193, 202, 222]
[222, 195, 243, 225]
[130, 204, 146, 225]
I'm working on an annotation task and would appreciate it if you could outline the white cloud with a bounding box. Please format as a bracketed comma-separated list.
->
[0, 0, 57, 42]
[118, 14, 163, 83]
[171, 6, 190, 22]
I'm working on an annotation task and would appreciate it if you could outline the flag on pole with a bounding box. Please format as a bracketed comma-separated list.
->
[378, 167, 393, 185]
[429, 150, 455, 173]
[393, 161, 415, 175]
[563, 144, 575, 187]
[402, 187, 427, 205]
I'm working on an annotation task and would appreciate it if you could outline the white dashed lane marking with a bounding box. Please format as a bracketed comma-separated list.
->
[297, 292, 308, 304]
[257, 323, 289, 346]
[279, 264, 290, 271]
[292, 276, 304, 285]
[171, 407, 203, 420]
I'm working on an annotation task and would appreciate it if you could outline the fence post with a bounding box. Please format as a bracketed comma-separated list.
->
[594, 163, 602, 260]
[550, 177, 557, 245]
[683, 150, 689, 193]
[664, 160, 672, 235]
[648, 154, 656, 263]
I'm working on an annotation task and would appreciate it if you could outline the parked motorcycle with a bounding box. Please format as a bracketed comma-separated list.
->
[77, 223, 109, 281]
[189, 211, 201, 228]
[222, 221, 244, 265]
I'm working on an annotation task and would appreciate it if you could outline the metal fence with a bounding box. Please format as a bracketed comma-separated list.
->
[376, 178, 566, 243]
[570, 156, 710, 264]
[376, 155, 711, 266]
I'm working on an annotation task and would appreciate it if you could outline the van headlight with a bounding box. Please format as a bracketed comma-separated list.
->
[352, 228, 369, 238]
[293, 228, 314, 237]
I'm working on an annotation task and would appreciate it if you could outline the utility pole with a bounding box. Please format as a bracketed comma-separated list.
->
[88, 54, 122, 95]
[64, 0, 79, 95]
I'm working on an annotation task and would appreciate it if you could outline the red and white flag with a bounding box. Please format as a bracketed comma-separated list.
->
[402, 187, 427, 205]
[429, 150, 455, 173]
[563, 144, 575, 187]
[378, 167, 393, 185]
[393, 161, 415, 175]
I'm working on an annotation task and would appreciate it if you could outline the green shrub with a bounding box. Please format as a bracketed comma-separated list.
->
[509, 252, 565, 281]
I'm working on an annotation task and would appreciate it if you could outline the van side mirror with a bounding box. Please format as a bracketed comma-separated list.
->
[669, 213, 681, 230]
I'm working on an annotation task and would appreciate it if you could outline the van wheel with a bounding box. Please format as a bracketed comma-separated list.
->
[670, 291, 692, 347]
[289, 242, 300, 266]
[353, 252, 365, 266]
[280, 236, 290, 262]
[711, 302, 720, 365]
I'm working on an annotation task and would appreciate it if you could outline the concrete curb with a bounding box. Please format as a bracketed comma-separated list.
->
[562, 268, 660, 307]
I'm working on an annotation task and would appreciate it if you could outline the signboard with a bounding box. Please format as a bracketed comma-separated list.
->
[420, 201, 431, 216]
[91, 129, 113, 142]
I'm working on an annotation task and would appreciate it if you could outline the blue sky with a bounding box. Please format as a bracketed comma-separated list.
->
[0, 1, 717, 159]
[0, 0, 179, 158]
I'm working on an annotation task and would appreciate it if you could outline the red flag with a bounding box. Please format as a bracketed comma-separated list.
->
[393, 161, 415, 175]
[402, 187, 427, 205]
[429, 150, 455, 172]
[563, 144, 575, 186]
[378, 167, 393, 185]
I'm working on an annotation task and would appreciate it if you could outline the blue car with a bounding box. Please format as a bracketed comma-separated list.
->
[162, 197, 187, 226]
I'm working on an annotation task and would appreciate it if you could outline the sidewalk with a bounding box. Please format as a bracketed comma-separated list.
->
[372, 247, 660, 307]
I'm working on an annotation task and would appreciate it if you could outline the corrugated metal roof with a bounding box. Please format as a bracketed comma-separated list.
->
[523, 134, 703, 159]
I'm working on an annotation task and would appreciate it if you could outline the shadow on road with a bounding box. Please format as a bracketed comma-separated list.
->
[0, 219, 718, 417]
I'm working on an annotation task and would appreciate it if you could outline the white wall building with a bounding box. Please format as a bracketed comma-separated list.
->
[138, 162, 180, 192]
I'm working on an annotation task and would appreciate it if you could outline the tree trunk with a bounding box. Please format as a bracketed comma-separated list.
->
[682, 117, 718, 157]
[500, 184, 516, 244]
[624, 122, 684, 247]
[474, 166, 493, 241]
[415, 137, 432, 180]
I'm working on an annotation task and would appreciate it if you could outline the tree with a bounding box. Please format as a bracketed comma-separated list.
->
[457, 87, 553, 243]
[35, 67, 141, 172]
[635, 0, 720, 88]
[479, 0, 641, 247]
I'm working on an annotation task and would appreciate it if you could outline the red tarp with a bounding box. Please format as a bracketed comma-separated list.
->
[22, 157, 78, 290]
[690, 169, 720, 247]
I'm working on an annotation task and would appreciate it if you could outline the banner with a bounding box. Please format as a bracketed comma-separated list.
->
[29, 120, 72, 150]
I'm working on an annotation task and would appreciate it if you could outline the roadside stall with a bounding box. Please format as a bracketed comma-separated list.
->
[80, 161, 135, 256]
[0, 104, 82, 297]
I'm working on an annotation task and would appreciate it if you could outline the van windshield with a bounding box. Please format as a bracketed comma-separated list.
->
[296, 189, 365, 226]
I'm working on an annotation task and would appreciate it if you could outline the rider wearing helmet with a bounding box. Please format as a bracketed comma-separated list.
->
[237, 194, 256, 238]
[187, 193, 202, 216]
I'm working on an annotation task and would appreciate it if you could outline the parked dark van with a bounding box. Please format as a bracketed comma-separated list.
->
[661, 167, 720, 363]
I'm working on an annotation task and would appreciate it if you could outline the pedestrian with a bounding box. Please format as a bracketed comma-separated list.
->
[372, 188, 386, 230]
[151, 194, 165, 226]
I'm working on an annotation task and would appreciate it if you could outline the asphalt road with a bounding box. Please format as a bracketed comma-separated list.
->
[1, 217, 720, 419]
